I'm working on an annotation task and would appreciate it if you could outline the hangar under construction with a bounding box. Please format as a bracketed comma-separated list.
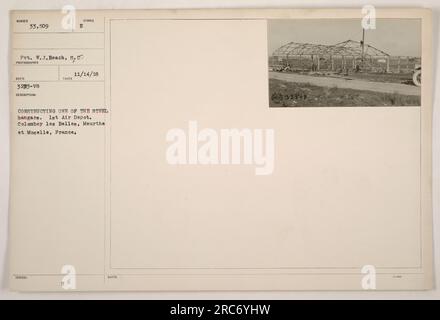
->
[269, 40, 420, 73]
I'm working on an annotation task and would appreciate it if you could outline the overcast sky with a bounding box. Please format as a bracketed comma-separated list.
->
[268, 19, 421, 57]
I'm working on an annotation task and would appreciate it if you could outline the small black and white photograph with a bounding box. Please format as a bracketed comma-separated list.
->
[268, 19, 422, 107]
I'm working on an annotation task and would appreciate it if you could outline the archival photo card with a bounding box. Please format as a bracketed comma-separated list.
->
[8, 8, 433, 292]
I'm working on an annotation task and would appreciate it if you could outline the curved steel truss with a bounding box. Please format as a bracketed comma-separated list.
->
[272, 40, 389, 58]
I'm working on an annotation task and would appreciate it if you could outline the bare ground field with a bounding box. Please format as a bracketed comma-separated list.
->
[269, 72, 421, 97]
[269, 78, 421, 107]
